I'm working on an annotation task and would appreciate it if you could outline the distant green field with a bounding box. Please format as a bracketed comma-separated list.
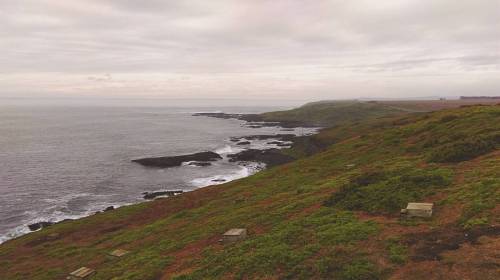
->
[260, 100, 406, 127]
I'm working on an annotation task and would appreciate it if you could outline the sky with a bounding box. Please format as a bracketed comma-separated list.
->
[0, 0, 499, 103]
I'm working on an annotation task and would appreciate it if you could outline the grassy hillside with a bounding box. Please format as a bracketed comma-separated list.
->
[0, 105, 499, 280]
[377, 99, 500, 112]
[260, 100, 406, 127]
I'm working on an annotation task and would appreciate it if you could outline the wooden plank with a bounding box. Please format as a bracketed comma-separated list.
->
[69, 267, 95, 278]
[109, 249, 130, 257]
[223, 228, 246, 236]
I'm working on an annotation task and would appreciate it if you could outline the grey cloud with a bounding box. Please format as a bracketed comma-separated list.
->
[0, 0, 499, 99]
[457, 55, 500, 66]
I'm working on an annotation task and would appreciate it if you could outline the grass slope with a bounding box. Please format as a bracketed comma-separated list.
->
[260, 100, 406, 127]
[0, 105, 499, 280]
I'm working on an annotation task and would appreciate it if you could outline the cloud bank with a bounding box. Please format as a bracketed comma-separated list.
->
[1, 0, 499, 100]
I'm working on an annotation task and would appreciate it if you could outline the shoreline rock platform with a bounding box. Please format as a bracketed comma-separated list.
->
[143, 190, 184, 200]
[132, 151, 222, 168]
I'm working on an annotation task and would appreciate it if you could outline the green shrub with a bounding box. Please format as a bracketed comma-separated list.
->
[462, 217, 489, 229]
[339, 260, 381, 280]
[386, 239, 408, 264]
[324, 169, 451, 213]
[428, 134, 498, 163]
[448, 179, 499, 228]
[317, 250, 381, 280]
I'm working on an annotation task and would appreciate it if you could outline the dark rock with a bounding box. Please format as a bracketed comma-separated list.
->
[236, 141, 251, 145]
[245, 134, 296, 141]
[143, 190, 184, 200]
[192, 112, 263, 122]
[228, 149, 295, 167]
[267, 141, 291, 146]
[211, 179, 227, 183]
[132, 151, 222, 168]
[193, 112, 317, 128]
[104, 206, 114, 211]
[230, 134, 296, 143]
[187, 161, 212, 167]
[28, 221, 54, 231]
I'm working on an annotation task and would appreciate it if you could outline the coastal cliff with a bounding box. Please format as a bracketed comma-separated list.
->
[1, 101, 498, 280]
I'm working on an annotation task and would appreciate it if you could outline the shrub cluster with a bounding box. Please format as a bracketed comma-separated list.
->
[324, 169, 450, 213]
[386, 238, 408, 264]
[428, 133, 499, 163]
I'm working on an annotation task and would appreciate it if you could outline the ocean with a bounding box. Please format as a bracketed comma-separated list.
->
[0, 104, 315, 243]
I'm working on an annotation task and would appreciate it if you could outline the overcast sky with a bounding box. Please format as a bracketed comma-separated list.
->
[1, 0, 499, 102]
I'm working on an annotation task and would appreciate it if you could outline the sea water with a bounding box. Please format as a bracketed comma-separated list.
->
[0, 104, 316, 243]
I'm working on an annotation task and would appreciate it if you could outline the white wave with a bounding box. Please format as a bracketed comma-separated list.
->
[0, 210, 89, 244]
[182, 161, 197, 167]
[0, 198, 137, 245]
[215, 144, 244, 155]
[190, 163, 264, 188]
[41, 192, 94, 204]
[0, 225, 31, 244]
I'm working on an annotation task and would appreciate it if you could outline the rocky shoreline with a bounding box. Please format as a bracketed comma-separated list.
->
[131, 139, 297, 170]
[24, 112, 320, 235]
[132, 112, 321, 175]
[229, 133, 296, 142]
[26, 205, 117, 232]
[131, 118, 313, 171]
[192, 112, 317, 128]
[132, 151, 222, 168]
[227, 148, 295, 167]
[143, 190, 184, 200]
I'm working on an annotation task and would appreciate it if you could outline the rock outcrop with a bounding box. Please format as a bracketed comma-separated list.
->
[143, 190, 184, 200]
[227, 149, 295, 167]
[132, 151, 222, 168]
[28, 221, 54, 231]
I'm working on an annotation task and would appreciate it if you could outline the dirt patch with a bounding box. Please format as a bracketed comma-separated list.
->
[391, 235, 500, 280]
[98, 224, 124, 234]
[404, 225, 499, 261]
[257, 196, 277, 207]
[355, 211, 432, 240]
[161, 235, 222, 279]
[355, 211, 398, 223]
[24, 232, 62, 247]
[288, 203, 321, 220]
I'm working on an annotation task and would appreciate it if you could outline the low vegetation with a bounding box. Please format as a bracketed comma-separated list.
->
[176, 210, 379, 279]
[386, 238, 408, 265]
[260, 100, 406, 127]
[324, 168, 451, 213]
[0, 103, 498, 280]
[428, 134, 499, 163]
